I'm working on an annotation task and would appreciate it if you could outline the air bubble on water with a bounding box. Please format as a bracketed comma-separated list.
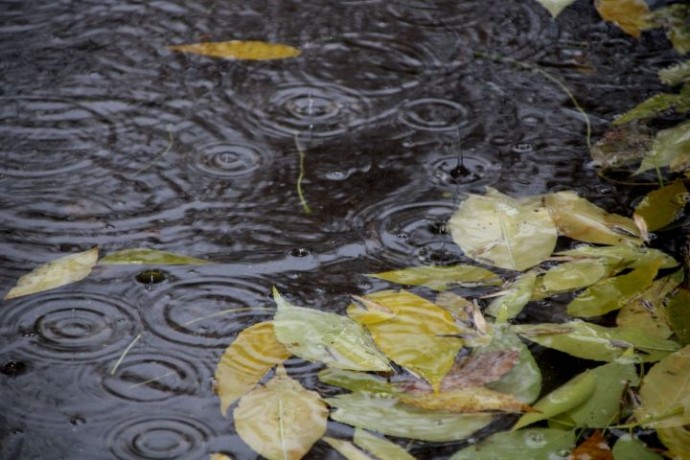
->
[524, 431, 547, 448]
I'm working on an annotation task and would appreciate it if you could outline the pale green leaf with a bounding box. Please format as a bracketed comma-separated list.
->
[4, 247, 99, 300]
[537, 259, 615, 298]
[448, 188, 558, 271]
[636, 119, 690, 175]
[323, 437, 373, 460]
[635, 345, 690, 428]
[612, 435, 664, 460]
[634, 181, 689, 231]
[512, 370, 597, 430]
[660, 60, 690, 86]
[535, 0, 577, 17]
[595, 0, 652, 38]
[272, 288, 391, 372]
[544, 191, 643, 246]
[450, 428, 575, 460]
[347, 290, 462, 391]
[353, 429, 415, 460]
[235, 366, 328, 460]
[666, 288, 690, 346]
[368, 265, 501, 291]
[168, 40, 301, 60]
[317, 368, 394, 394]
[657, 425, 690, 460]
[328, 393, 494, 442]
[555, 244, 678, 269]
[215, 321, 291, 416]
[435, 292, 492, 347]
[566, 261, 660, 318]
[487, 272, 537, 322]
[99, 248, 210, 265]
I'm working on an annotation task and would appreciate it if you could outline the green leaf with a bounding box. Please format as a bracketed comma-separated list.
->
[549, 362, 639, 428]
[635, 345, 690, 428]
[487, 272, 537, 322]
[99, 248, 210, 265]
[544, 191, 643, 246]
[534, 0, 578, 17]
[613, 92, 690, 125]
[272, 288, 391, 372]
[450, 428, 575, 460]
[566, 261, 660, 318]
[347, 290, 462, 391]
[323, 437, 372, 460]
[660, 60, 690, 86]
[634, 181, 689, 231]
[657, 425, 690, 460]
[448, 188, 558, 271]
[636, 119, 690, 175]
[235, 366, 328, 460]
[4, 247, 99, 300]
[512, 370, 597, 430]
[555, 244, 678, 269]
[537, 259, 615, 298]
[328, 393, 494, 442]
[611, 435, 664, 460]
[215, 321, 291, 416]
[168, 40, 301, 60]
[353, 429, 415, 460]
[649, 4, 690, 54]
[666, 288, 690, 346]
[317, 368, 394, 394]
[368, 265, 501, 291]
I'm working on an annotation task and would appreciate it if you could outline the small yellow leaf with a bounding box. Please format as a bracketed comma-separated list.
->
[634, 181, 688, 231]
[399, 386, 533, 413]
[168, 40, 301, 60]
[353, 429, 415, 460]
[210, 454, 233, 460]
[596, 0, 652, 38]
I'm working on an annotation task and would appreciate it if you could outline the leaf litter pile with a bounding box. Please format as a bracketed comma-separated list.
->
[4, 0, 690, 459]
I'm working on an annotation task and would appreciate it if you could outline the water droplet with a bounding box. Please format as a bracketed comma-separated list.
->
[512, 142, 535, 154]
[1, 360, 28, 377]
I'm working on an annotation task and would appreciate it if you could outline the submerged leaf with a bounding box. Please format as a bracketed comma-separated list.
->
[570, 431, 612, 460]
[659, 59, 690, 86]
[535, 0, 577, 17]
[448, 188, 558, 271]
[323, 437, 372, 460]
[235, 366, 328, 460]
[612, 435, 664, 460]
[4, 247, 99, 300]
[634, 181, 688, 231]
[168, 40, 300, 60]
[486, 272, 537, 322]
[368, 265, 501, 291]
[353, 429, 415, 460]
[99, 248, 210, 265]
[214, 321, 291, 416]
[435, 292, 492, 347]
[450, 428, 575, 460]
[272, 288, 391, 372]
[636, 119, 690, 175]
[595, 0, 651, 38]
[398, 386, 532, 414]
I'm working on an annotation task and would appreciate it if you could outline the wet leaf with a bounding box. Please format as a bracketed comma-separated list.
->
[590, 123, 654, 169]
[435, 292, 492, 347]
[566, 261, 660, 318]
[657, 425, 690, 460]
[549, 362, 639, 428]
[635, 345, 690, 428]
[513, 321, 679, 362]
[214, 321, 291, 416]
[512, 369, 597, 430]
[210, 454, 233, 460]
[611, 435, 664, 460]
[650, 4, 690, 55]
[368, 264, 501, 291]
[537, 259, 615, 298]
[398, 386, 533, 413]
[448, 188, 558, 271]
[666, 288, 690, 346]
[272, 288, 391, 372]
[317, 368, 394, 394]
[450, 428, 575, 460]
[535, 0, 577, 18]
[660, 60, 690, 86]
[323, 437, 372, 460]
[235, 366, 328, 460]
[613, 91, 690, 125]
[544, 191, 643, 246]
[4, 247, 99, 300]
[168, 40, 301, 60]
[634, 181, 688, 231]
[555, 244, 678, 269]
[570, 431, 612, 460]
[636, 119, 690, 175]
[99, 248, 210, 265]
[595, 0, 651, 38]
[486, 272, 537, 322]
[328, 393, 494, 442]
[347, 290, 462, 391]
[353, 429, 415, 460]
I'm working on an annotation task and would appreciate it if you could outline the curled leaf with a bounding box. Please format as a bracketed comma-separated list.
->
[168, 40, 301, 60]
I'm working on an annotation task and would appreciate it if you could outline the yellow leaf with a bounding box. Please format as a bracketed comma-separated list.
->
[323, 437, 373, 460]
[634, 181, 689, 232]
[235, 366, 328, 460]
[595, 0, 651, 38]
[398, 386, 533, 413]
[353, 429, 415, 460]
[657, 425, 690, 460]
[168, 40, 301, 60]
[214, 321, 290, 416]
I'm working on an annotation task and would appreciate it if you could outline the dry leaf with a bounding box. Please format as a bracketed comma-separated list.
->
[168, 40, 301, 60]
[568, 431, 612, 460]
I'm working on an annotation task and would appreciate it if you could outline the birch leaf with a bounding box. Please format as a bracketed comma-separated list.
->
[634, 181, 688, 231]
[538, 259, 615, 298]
[215, 321, 291, 416]
[611, 435, 664, 460]
[368, 265, 501, 291]
[555, 244, 677, 269]
[635, 345, 690, 428]
[347, 290, 462, 391]
[168, 40, 300, 60]
[234, 366, 328, 460]
[636, 119, 690, 175]
[570, 431, 612, 460]
[595, 0, 651, 38]
[535, 0, 577, 18]
[353, 429, 415, 460]
[448, 188, 558, 271]
[666, 288, 690, 345]
[398, 386, 533, 413]
[544, 191, 642, 246]
[657, 425, 690, 460]
[450, 428, 575, 460]
[328, 393, 494, 442]
[486, 272, 537, 322]
[272, 288, 391, 372]
[323, 437, 373, 460]
[99, 248, 210, 265]
[4, 247, 99, 300]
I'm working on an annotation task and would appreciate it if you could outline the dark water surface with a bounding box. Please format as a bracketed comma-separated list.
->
[0, 0, 680, 458]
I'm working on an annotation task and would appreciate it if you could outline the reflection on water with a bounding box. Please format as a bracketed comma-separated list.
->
[0, 0, 676, 458]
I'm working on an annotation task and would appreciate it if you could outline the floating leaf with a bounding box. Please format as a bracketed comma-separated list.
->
[660, 60, 690, 86]
[272, 288, 391, 372]
[214, 321, 291, 416]
[613, 90, 690, 125]
[611, 435, 664, 460]
[595, 0, 651, 38]
[347, 290, 462, 391]
[649, 4, 690, 54]
[435, 292, 492, 347]
[398, 386, 533, 413]
[234, 366, 327, 460]
[512, 369, 597, 430]
[323, 437, 372, 460]
[634, 181, 688, 231]
[635, 345, 690, 428]
[537, 259, 615, 298]
[210, 454, 233, 460]
[666, 288, 690, 345]
[636, 119, 690, 175]
[99, 248, 210, 265]
[168, 40, 300, 60]
[328, 393, 494, 442]
[450, 428, 575, 460]
[544, 191, 642, 246]
[368, 265, 501, 291]
[448, 188, 558, 271]
[555, 245, 677, 269]
[353, 429, 415, 460]
[657, 425, 690, 460]
[486, 272, 537, 322]
[535, 0, 577, 17]
[4, 247, 99, 300]
[566, 260, 660, 318]
[570, 431, 612, 460]
[318, 368, 394, 394]
[589, 123, 654, 169]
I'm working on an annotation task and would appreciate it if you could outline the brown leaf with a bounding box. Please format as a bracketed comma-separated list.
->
[568, 431, 613, 460]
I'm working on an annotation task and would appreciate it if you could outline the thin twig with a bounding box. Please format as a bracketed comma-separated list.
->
[294, 133, 312, 214]
[134, 123, 175, 176]
[110, 333, 142, 375]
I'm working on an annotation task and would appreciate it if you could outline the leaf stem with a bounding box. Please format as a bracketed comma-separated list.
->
[134, 123, 175, 176]
[110, 333, 142, 375]
[294, 133, 312, 215]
